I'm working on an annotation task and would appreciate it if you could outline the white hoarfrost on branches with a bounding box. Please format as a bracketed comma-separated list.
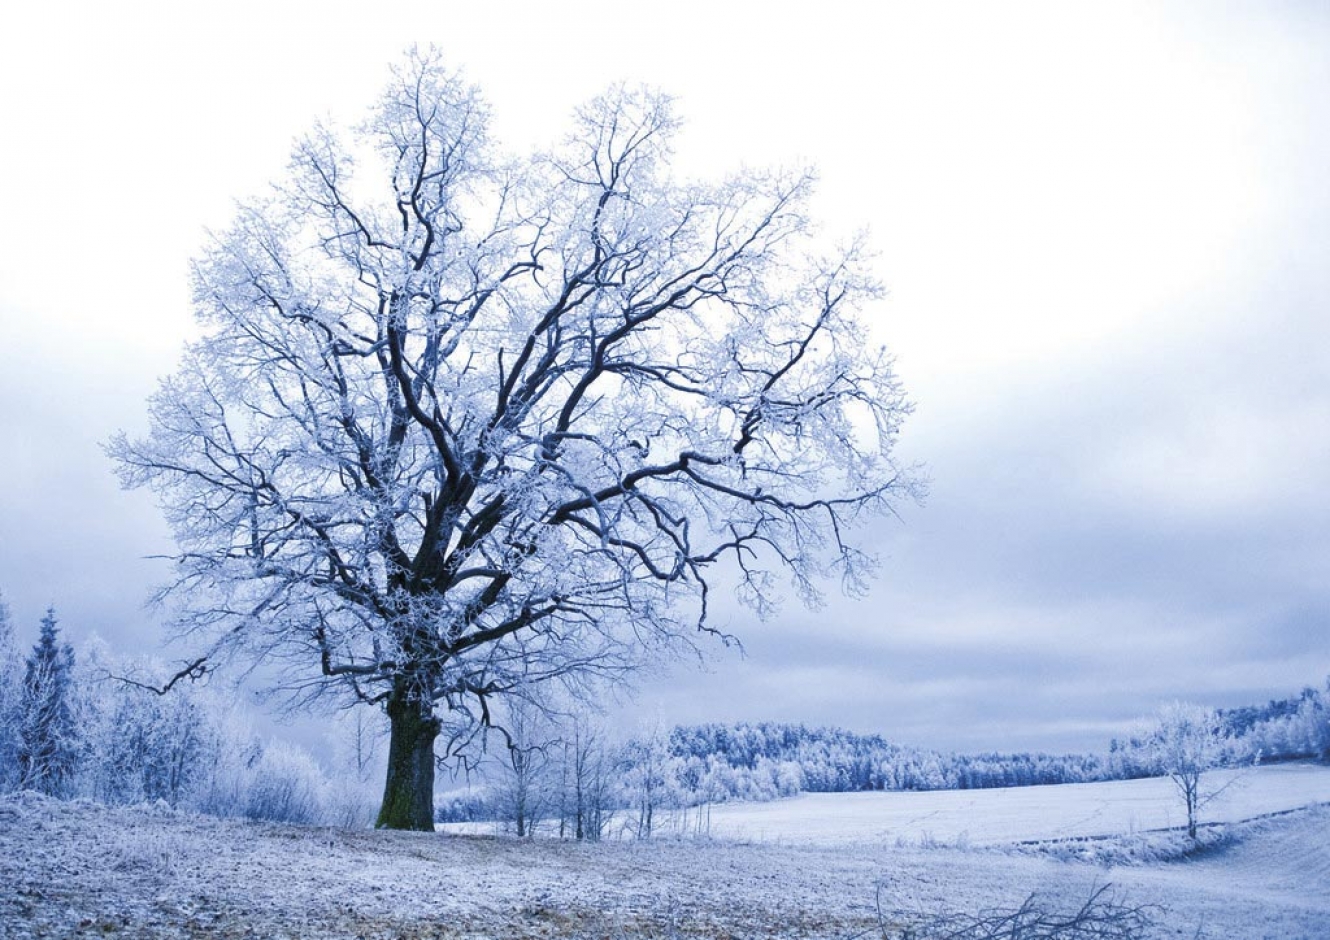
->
[1149, 701, 1227, 840]
[108, 47, 918, 828]
[0, 594, 24, 792]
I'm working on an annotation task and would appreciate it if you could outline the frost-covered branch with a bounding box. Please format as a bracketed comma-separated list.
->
[108, 46, 919, 829]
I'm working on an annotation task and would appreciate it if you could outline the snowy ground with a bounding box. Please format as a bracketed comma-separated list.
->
[687, 763, 1330, 846]
[3, 768, 1329, 939]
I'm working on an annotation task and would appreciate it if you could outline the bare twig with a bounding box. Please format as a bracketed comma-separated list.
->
[872, 880, 1156, 939]
[105, 657, 211, 696]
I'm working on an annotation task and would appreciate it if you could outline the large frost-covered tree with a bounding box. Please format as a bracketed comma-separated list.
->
[111, 48, 916, 830]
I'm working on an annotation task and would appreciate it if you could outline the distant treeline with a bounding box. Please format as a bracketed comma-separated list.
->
[1216, 687, 1329, 759]
[652, 681, 1330, 803]
[446, 684, 1329, 833]
[663, 722, 1123, 799]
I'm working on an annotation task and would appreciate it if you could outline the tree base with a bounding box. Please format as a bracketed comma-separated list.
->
[375, 697, 439, 831]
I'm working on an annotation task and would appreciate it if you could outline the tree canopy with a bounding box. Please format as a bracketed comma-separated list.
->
[111, 48, 917, 828]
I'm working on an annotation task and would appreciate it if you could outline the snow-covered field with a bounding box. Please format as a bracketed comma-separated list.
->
[3, 765, 1329, 939]
[692, 763, 1330, 846]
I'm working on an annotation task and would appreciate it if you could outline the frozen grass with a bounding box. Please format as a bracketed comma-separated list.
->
[2, 779, 1329, 938]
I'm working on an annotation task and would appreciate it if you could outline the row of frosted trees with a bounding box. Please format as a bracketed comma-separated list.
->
[664, 722, 1133, 795]
[5, 593, 1326, 837]
[660, 697, 1330, 803]
[0, 597, 698, 840]
[471, 697, 1330, 838]
[436, 704, 799, 840]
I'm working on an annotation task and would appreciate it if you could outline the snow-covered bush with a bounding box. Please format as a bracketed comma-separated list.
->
[1290, 685, 1330, 760]
[244, 741, 326, 825]
[489, 699, 558, 838]
[72, 638, 220, 809]
[323, 710, 386, 828]
[182, 703, 261, 818]
[68, 643, 345, 826]
[81, 684, 208, 807]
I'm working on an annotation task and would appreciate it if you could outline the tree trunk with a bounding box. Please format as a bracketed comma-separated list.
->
[376, 692, 440, 831]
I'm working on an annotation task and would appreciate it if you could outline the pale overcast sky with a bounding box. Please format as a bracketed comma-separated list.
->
[1, 1, 1326, 753]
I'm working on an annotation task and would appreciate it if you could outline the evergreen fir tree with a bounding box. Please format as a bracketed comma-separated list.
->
[18, 608, 78, 795]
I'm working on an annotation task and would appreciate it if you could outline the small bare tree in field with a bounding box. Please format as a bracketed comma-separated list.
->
[110, 47, 917, 830]
[555, 714, 618, 841]
[492, 697, 554, 838]
[622, 722, 672, 840]
[1150, 701, 1226, 840]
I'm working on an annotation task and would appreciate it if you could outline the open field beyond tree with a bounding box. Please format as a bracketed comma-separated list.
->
[685, 762, 1330, 846]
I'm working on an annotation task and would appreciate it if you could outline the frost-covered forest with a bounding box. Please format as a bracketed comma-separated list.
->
[5, 593, 1326, 839]
[0, 598, 382, 827]
[638, 695, 1330, 799]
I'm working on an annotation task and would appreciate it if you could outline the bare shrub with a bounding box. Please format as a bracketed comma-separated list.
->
[244, 743, 325, 825]
[875, 882, 1155, 939]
